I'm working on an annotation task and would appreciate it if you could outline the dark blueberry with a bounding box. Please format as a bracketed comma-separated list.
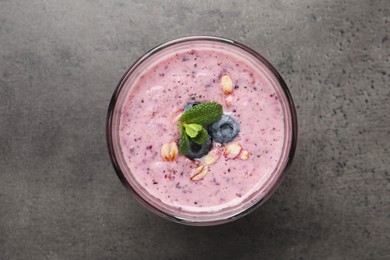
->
[210, 115, 240, 143]
[184, 101, 201, 111]
[186, 135, 212, 159]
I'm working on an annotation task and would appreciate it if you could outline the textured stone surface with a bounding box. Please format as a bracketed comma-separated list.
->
[1, 0, 389, 259]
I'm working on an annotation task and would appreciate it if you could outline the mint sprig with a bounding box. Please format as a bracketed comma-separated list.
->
[191, 127, 208, 144]
[183, 123, 203, 138]
[178, 102, 223, 155]
[180, 102, 223, 125]
[178, 123, 190, 155]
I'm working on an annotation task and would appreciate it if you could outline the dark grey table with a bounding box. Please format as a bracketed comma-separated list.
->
[1, 1, 389, 259]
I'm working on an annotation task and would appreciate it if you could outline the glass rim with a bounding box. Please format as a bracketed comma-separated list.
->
[106, 35, 298, 226]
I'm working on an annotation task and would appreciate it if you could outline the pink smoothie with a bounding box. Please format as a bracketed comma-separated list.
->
[111, 38, 295, 223]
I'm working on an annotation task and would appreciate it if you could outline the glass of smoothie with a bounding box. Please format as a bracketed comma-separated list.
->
[106, 36, 297, 226]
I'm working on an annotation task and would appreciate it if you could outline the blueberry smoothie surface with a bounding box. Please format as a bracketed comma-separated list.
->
[116, 40, 293, 219]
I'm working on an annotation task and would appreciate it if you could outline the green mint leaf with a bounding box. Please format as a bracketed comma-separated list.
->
[184, 123, 203, 138]
[178, 123, 190, 155]
[192, 127, 209, 144]
[180, 102, 223, 126]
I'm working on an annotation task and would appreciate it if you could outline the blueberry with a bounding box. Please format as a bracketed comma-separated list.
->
[184, 102, 201, 111]
[210, 115, 240, 143]
[186, 135, 212, 159]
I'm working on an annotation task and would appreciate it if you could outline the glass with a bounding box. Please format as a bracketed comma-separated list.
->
[106, 36, 298, 226]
